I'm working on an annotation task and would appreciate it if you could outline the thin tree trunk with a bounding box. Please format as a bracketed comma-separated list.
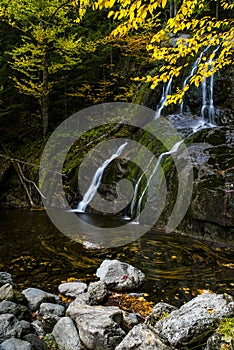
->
[216, 2, 219, 19]
[1, 144, 36, 208]
[42, 62, 49, 137]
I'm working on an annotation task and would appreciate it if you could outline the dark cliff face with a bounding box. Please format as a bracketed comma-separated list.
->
[172, 126, 234, 242]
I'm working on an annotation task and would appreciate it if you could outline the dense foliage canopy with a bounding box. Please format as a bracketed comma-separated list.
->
[91, 0, 234, 105]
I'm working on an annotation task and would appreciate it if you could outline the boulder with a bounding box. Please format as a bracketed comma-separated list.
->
[52, 317, 83, 350]
[58, 282, 87, 298]
[0, 338, 32, 350]
[66, 293, 91, 318]
[39, 302, 65, 328]
[23, 334, 48, 350]
[20, 320, 32, 337]
[31, 320, 46, 337]
[0, 313, 22, 342]
[0, 284, 14, 302]
[115, 324, 172, 350]
[145, 302, 178, 326]
[96, 260, 145, 291]
[88, 281, 108, 305]
[154, 293, 234, 347]
[204, 333, 222, 350]
[74, 305, 125, 350]
[122, 312, 139, 331]
[0, 300, 30, 320]
[22, 288, 60, 311]
[0, 273, 14, 287]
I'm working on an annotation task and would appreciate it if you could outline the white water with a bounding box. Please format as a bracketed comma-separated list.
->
[200, 46, 220, 125]
[74, 142, 128, 213]
[180, 46, 210, 114]
[132, 140, 184, 223]
[155, 77, 173, 119]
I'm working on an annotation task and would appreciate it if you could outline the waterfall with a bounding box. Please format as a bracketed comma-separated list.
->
[155, 77, 173, 119]
[75, 142, 128, 213]
[200, 45, 220, 125]
[131, 140, 184, 223]
[201, 76, 207, 120]
[208, 73, 215, 124]
[180, 46, 210, 114]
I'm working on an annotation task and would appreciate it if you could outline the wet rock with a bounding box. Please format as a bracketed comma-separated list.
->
[66, 293, 91, 318]
[0, 313, 22, 342]
[184, 127, 234, 240]
[0, 284, 14, 302]
[58, 282, 87, 298]
[0, 338, 32, 350]
[0, 273, 14, 287]
[23, 334, 48, 350]
[22, 288, 60, 311]
[115, 324, 171, 350]
[96, 260, 145, 291]
[88, 281, 108, 305]
[39, 303, 65, 327]
[0, 301, 30, 320]
[154, 293, 234, 347]
[52, 317, 83, 350]
[145, 302, 178, 326]
[74, 305, 125, 350]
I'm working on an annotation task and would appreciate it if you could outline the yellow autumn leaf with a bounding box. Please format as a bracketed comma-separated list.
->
[161, 0, 167, 9]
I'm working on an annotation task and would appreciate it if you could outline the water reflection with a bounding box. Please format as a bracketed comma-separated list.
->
[0, 210, 233, 306]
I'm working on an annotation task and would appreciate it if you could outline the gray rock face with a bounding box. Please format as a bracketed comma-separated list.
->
[58, 282, 87, 298]
[74, 305, 125, 350]
[88, 281, 108, 305]
[0, 284, 14, 302]
[22, 288, 60, 311]
[96, 260, 145, 291]
[0, 273, 13, 287]
[39, 303, 65, 327]
[115, 324, 171, 350]
[154, 293, 234, 347]
[0, 301, 30, 320]
[0, 338, 32, 350]
[0, 313, 23, 342]
[146, 302, 178, 326]
[52, 317, 83, 350]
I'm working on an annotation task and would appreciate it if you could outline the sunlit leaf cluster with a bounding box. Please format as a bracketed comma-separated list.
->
[92, 0, 234, 106]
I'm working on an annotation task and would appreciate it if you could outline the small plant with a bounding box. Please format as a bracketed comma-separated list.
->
[42, 334, 58, 350]
[217, 318, 234, 350]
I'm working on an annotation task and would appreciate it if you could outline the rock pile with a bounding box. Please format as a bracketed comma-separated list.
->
[0, 260, 233, 350]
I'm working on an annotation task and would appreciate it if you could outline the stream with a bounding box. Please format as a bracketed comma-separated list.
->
[0, 209, 233, 307]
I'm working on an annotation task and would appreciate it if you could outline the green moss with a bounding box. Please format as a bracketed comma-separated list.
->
[217, 318, 234, 349]
[42, 334, 58, 350]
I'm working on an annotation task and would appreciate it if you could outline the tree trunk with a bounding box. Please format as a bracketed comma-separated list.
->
[41, 62, 49, 137]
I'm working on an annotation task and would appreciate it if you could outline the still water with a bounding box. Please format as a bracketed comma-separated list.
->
[0, 209, 233, 306]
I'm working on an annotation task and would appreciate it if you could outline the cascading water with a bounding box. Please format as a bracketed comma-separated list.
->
[200, 46, 220, 125]
[208, 73, 215, 124]
[74, 142, 128, 213]
[155, 77, 173, 119]
[131, 140, 184, 223]
[180, 46, 210, 114]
